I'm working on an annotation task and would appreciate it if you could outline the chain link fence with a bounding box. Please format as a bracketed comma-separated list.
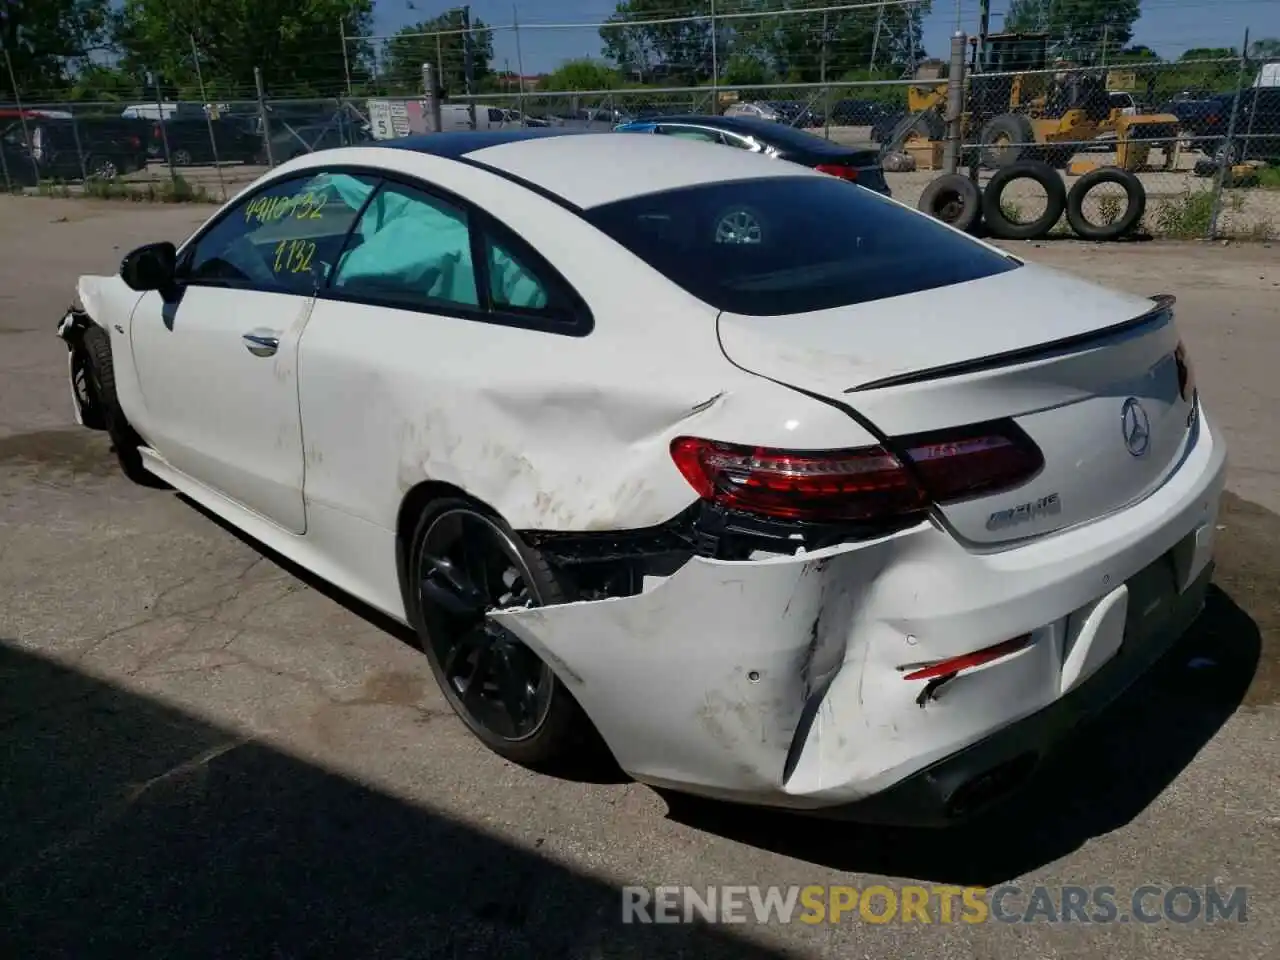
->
[2, 18, 1277, 240]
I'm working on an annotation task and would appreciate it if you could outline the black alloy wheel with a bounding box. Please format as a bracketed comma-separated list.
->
[415, 506, 559, 746]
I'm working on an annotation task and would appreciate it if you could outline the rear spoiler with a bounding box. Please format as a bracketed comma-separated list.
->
[846, 293, 1177, 394]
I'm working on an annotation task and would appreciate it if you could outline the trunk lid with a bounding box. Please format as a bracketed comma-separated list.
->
[716, 263, 1197, 545]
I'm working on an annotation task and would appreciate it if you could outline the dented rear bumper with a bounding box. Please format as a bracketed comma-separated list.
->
[491, 409, 1226, 822]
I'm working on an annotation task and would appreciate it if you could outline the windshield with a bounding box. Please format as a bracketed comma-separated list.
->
[582, 176, 1019, 316]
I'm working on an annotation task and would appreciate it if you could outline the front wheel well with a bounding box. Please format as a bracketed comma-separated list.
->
[61, 311, 109, 430]
[394, 480, 488, 603]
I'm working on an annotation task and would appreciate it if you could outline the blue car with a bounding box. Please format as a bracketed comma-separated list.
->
[614, 113, 891, 195]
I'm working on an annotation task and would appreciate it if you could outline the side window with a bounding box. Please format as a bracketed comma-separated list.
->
[489, 107, 505, 123]
[182, 171, 379, 293]
[330, 181, 479, 310]
[484, 234, 550, 311]
[720, 133, 754, 150]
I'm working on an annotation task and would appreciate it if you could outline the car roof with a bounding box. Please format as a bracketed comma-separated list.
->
[635, 114, 875, 157]
[372, 128, 816, 208]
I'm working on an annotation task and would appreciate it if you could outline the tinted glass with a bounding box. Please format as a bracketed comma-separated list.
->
[184, 171, 379, 293]
[583, 176, 1019, 316]
[331, 181, 479, 310]
[485, 234, 550, 311]
[713, 116, 830, 150]
[658, 125, 722, 143]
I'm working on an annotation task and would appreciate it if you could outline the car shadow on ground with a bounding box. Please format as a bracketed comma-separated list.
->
[662, 584, 1261, 887]
[178, 493, 631, 786]
[0, 642, 787, 959]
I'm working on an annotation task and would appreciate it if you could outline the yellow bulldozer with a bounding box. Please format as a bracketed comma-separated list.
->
[886, 31, 1180, 171]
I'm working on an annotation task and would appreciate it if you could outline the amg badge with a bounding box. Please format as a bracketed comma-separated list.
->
[986, 493, 1062, 531]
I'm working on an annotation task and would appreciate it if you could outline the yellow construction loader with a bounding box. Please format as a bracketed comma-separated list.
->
[886, 31, 1180, 171]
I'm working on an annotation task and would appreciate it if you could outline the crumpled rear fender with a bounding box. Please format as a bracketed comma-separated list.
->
[489, 534, 898, 801]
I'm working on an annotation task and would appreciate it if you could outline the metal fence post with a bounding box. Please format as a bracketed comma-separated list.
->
[461, 5, 477, 131]
[192, 36, 226, 200]
[0, 128, 12, 192]
[68, 105, 89, 183]
[255, 67, 275, 167]
[150, 71, 177, 184]
[709, 0, 718, 111]
[340, 19, 353, 96]
[514, 4, 528, 120]
[1207, 30, 1250, 240]
[943, 31, 967, 175]
[3, 48, 41, 187]
[422, 63, 442, 132]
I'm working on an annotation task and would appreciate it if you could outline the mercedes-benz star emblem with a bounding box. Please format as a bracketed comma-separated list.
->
[1121, 397, 1151, 457]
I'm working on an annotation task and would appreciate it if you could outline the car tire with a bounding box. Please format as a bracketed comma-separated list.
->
[1065, 166, 1147, 241]
[1211, 140, 1241, 166]
[980, 160, 1067, 241]
[979, 114, 1037, 169]
[85, 155, 119, 181]
[80, 325, 167, 488]
[918, 173, 982, 233]
[405, 497, 593, 770]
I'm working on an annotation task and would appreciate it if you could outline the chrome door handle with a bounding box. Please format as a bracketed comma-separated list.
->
[242, 331, 280, 357]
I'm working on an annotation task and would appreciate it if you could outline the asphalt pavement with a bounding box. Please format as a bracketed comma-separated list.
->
[1, 197, 1276, 958]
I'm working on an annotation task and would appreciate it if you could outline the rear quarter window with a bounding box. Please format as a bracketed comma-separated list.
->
[582, 176, 1019, 316]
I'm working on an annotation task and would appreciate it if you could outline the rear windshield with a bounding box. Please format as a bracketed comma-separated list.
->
[582, 176, 1020, 316]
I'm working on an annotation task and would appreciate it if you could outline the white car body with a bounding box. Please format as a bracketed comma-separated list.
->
[60, 130, 1225, 824]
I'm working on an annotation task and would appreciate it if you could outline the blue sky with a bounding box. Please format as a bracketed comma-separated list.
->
[371, 0, 1280, 74]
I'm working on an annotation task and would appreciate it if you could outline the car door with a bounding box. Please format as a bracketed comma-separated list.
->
[297, 175, 591, 546]
[1249, 89, 1280, 159]
[128, 169, 380, 533]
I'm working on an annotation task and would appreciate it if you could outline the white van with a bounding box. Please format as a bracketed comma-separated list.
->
[440, 104, 523, 131]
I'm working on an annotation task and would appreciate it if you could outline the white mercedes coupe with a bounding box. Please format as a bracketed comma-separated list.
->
[58, 128, 1225, 825]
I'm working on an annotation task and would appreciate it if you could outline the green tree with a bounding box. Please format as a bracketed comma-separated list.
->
[599, 0, 928, 86]
[112, 0, 372, 99]
[541, 59, 620, 92]
[1181, 48, 1237, 60]
[733, 0, 927, 83]
[0, 0, 111, 100]
[601, 0, 713, 85]
[1005, 0, 1140, 63]
[1250, 38, 1280, 60]
[384, 10, 495, 97]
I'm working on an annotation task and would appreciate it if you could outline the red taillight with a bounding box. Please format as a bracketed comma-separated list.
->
[815, 162, 858, 181]
[1205, 114, 1219, 125]
[898, 426, 1043, 502]
[670, 437, 926, 522]
[1174, 340, 1196, 402]
[670, 423, 1041, 524]
[129, 135, 140, 148]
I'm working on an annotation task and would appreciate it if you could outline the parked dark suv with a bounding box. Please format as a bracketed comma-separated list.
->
[1184, 87, 1280, 163]
[148, 116, 262, 166]
[1, 116, 150, 181]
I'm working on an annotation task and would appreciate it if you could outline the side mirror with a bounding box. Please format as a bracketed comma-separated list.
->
[120, 241, 177, 292]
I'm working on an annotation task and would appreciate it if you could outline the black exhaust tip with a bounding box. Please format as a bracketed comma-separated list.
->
[943, 752, 1039, 820]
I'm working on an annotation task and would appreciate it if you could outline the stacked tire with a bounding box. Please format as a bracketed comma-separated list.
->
[1062, 167, 1146, 241]
[917, 163, 1147, 243]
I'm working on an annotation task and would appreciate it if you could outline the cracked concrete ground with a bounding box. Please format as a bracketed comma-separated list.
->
[1, 196, 1278, 958]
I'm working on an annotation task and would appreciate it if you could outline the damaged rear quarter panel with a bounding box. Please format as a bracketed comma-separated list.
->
[293, 159, 883, 534]
[489, 534, 902, 796]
